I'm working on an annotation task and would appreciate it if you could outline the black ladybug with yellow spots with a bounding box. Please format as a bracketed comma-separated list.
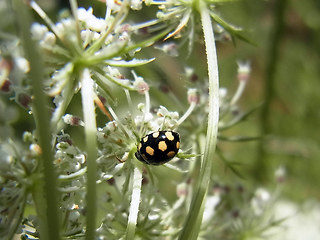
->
[135, 131, 180, 165]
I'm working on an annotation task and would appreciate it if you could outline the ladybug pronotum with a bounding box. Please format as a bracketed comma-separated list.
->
[135, 130, 180, 165]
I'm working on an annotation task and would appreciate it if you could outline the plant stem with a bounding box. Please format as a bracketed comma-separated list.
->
[81, 69, 98, 240]
[12, 0, 61, 239]
[254, 0, 287, 183]
[176, 102, 196, 127]
[178, 1, 219, 239]
[125, 166, 143, 240]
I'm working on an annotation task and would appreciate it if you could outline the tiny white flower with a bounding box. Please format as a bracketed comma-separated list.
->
[81, 29, 100, 42]
[63, 114, 84, 126]
[78, 6, 107, 31]
[155, 42, 178, 56]
[70, 161, 81, 171]
[78, 7, 93, 20]
[63, 145, 78, 156]
[75, 154, 86, 164]
[29, 143, 42, 156]
[144, 112, 153, 122]
[255, 188, 270, 202]
[131, 0, 143, 10]
[137, 103, 145, 111]
[251, 188, 271, 215]
[157, 105, 170, 118]
[54, 18, 75, 38]
[187, 88, 199, 104]
[176, 182, 188, 197]
[15, 57, 30, 73]
[184, 66, 194, 78]
[275, 165, 286, 182]
[134, 114, 154, 128]
[105, 34, 114, 45]
[105, 121, 117, 131]
[107, 66, 122, 78]
[237, 60, 251, 74]
[202, 194, 221, 223]
[119, 31, 130, 42]
[42, 32, 56, 46]
[0, 155, 13, 171]
[97, 130, 106, 143]
[133, 77, 149, 94]
[237, 60, 251, 82]
[157, 106, 179, 120]
[148, 212, 160, 221]
[219, 88, 228, 99]
[31, 23, 48, 40]
[120, 152, 129, 162]
[88, 18, 107, 32]
[106, 0, 122, 12]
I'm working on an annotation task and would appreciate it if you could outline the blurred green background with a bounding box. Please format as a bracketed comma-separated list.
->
[6, 0, 320, 203]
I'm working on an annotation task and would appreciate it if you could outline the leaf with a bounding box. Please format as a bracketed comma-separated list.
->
[163, 163, 189, 173]
[104, 58, 155, 67]
[218, 135, 262, 142]
[209, 11, 255, 45]
[92, 66, 136, 91]
[216, 147, 246, 179]
[125, 27, 172, 53]
[86, 39, 128, 64]
[219, 103, 262, 131]
[164, 9, 192, 40]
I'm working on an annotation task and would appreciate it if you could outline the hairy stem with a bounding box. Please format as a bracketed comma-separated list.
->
[12, 0, 61, 239]
[178, 1, 219, 239]
[81, 69, 98, 240]
[125, 166, 143, 240]
[254, 0, 287, 183]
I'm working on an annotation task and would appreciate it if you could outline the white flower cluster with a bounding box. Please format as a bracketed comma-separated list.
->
[78, 7, 107, 32]
[134, 105, 179, 132]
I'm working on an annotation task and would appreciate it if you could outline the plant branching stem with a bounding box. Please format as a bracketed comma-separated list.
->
[125, 166, 143, 240]
[81, 69, 98, 240]
[255, 0, 287, 183]
[12, 0, 61, 239]
[178, 1, 219, 239]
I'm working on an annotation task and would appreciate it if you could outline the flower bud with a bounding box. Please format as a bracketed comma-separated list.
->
[63, 114, 84, 126]
[237, 61, 251, 82]
[187, 88, 199, 104]
[134, 78, 149, 94]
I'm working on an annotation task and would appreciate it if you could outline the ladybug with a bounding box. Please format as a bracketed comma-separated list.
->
[135, 130, 180, 165]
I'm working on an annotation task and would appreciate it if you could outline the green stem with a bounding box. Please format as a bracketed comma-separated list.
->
[125, 166, 143, 240]
[12, 0, 61, 239]
[81, 69, 98, 240]
[50, 77, 75, 132]
[254, 0, 287, 183]
[178, 1, 219, 239]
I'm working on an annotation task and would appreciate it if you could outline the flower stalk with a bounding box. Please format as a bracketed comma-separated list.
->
[12, 0, 61, 239]
[178, 0, 220, 239]
[125, 166, 143, 240]
[81, 69, 98, 240]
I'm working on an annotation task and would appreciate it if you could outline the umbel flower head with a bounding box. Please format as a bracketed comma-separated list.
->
[28, 1, 159, 129]
[142, 0, 249, 54]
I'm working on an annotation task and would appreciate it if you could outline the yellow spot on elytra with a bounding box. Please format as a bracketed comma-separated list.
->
[176, 141, 180, 149]
[138, 143, 142, 151]
[146, 146, 154, 156]
[167, 151, 176, 158]
[143, 136, 148, 142]
[165, 131, 174, 141]
[158, 141, 167, 151]
[153, 132, 160, 138]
